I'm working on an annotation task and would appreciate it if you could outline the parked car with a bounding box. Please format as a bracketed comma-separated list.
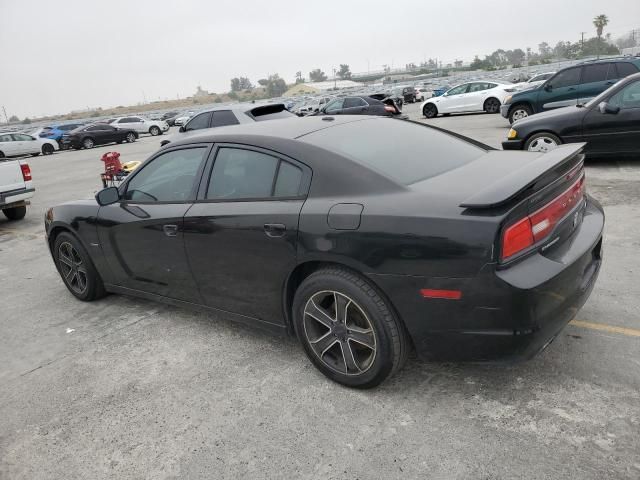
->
[0, 132, 58, 157]
[501, 58, 640, 123]
[315, 96, 404, 117]
[295, 97, 333, 116]
[109, 116, 169, 136]
[161, 103, 295, 146]
[164, 112, 184, 127]
[40, 123, 85, 149]
[432, 85, 451, 97]
[513, 72, 556, 91]
[60, 124, 138, 149]
[161, 111, 180, 121]
[174, 112, 195, 126]
[503, 72, 640, 155]
[45, 116, 603, 388]
[421, 81, 515, 118]
[415, 88, 432, 102]
[0, 157, 33, 220]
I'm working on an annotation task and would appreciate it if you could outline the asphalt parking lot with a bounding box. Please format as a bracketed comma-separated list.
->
[1, 110, 639, 479]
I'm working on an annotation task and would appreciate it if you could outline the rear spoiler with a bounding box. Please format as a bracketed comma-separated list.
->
[245, 103, 286, 119]
[459, 143, 586, 209]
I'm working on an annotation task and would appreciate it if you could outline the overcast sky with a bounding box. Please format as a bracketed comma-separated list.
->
[1, 0, 638, 118]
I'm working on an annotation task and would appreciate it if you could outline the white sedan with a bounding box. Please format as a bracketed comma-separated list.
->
[513, 72, 556, 91]
[0, 132, 58, 158]
[420, 81, 515, 118]
[174, 112, 195, 126]
[109, 116, 169, 136]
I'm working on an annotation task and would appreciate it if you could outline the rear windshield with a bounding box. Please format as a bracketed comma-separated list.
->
[301, 119, 486, 185]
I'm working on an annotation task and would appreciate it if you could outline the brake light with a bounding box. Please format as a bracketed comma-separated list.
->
[20, 163, 32, 181]
[501, 172, 585, 261]
[384, 105, 396, 113]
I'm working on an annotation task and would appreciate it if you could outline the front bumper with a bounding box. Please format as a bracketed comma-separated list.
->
[369, 196, 604, 363]
[501, 139, 524, 150]
[500, 104, 510, 118]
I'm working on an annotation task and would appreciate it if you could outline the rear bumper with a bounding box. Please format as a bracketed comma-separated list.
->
[0, 187, 35, 207]
[500, 104, 510, 118]
[369, 196, 604, 362]
[501, 139, 524, 150]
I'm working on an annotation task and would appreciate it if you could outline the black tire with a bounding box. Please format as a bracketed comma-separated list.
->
[292, 267, 409, 389]
[508, 104, 532, 124]
[2, 206, 26, 220]
[0, 151, 4, 158]
[82, 137, 95, 149]
[149, 126, 161, 136]
[523, 132, 562, 153]
[53, 232, 106, 301]
[126, 132, 136, 143]
[423, 103, 438, 118]
[484, 97, 501, 114]
[42, 143, 54, 155]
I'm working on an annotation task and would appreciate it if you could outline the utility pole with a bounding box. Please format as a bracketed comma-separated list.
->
[333, 67, 336, 89]
[2, 106, 9, 125]
[580, 31, 586, 56]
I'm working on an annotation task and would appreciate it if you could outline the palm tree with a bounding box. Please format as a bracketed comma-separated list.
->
[593, 14, 609, 59]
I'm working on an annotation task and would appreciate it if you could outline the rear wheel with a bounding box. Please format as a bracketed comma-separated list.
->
[149, 126, 161, 136]
[42, 143, 54, 155]
[53, 232, 106, 301]
[126, 132, 136, 143]
[83, 137, 95, 149]
[2, 206, 26, 220]
[509, 104, 532, 124]
[484, 97, 501, 114]
[524, 132, 562, 153]
[293, 267, 409, 389]
[423, 103, 438, 118]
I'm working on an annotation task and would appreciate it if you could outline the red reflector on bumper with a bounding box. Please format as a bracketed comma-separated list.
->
[420, 289, 462, 300]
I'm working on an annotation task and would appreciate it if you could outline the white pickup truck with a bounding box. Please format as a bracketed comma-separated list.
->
[0, 159, 34, 220]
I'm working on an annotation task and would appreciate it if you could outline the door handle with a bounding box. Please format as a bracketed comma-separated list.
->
[263, 223, 286, 238]
[163, 224, 178, 237]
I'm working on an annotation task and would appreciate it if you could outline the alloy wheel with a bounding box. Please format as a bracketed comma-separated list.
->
[527, 136, 559, 153]
[512, 109, 529, 121]
[126, 133, 136, 143]
[83, 138, 94, 149]
[58, 241, 88, 295]
[303, 290, 377, 376]
[485, 99, 500, 113]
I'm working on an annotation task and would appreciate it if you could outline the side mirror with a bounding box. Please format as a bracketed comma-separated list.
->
[179, 126, 186, 133]
[599, 102, 620, 115]
[95, 186, 120, 206]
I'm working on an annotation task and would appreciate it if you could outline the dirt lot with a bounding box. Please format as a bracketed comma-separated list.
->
[1, 112, 639, 479]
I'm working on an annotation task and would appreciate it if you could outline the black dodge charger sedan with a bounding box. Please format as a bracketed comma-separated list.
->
[61, 123, 138, 150]
[503, 72, 640, 156]
[45, 116, 604, 388]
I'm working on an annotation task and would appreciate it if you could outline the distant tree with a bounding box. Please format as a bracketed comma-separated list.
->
[593, 14, 609, 58]
[214, 96, 223, 103]
[230, 77, 241, 92]
[295, 71, 305, 84]
[257, 78, 269, 87]
[21, 117, 31, 124]
[239, 77, 253, 90]
[453, 59, 463, 68]
[228, 91, 239, 100]
[8, 115, 19, 123]
[538, 42, 552, 57]
[616, 33, 637, 50]
[264, 74, 287, 97]
[337, 64, 352, 80]
[309, 68, 327, 82]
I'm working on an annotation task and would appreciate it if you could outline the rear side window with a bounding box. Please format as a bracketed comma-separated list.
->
[344, 97, 367, 108]
[274, 162, 303, 196]
[550, 68, 581, 88]
[184, 112, 211, 131]
[616, 62, 639, 78]
[0, 134, 12, 142]
[211, 111, 240, 127]
[301, 119, 486, 185]
[581, 64, 609, 84]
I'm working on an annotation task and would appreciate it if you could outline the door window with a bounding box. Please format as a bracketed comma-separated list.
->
[446, 84, 469, 95]
[581, 64, 609, 84]
[324, 98, 344, 113]
[207, 148, 304, 200]
[124, 147, 207, 202]
[0, 134, 13, 142]
[211, 111, 240, 127]
[549, 68, 581, 88]
[12, 134, 34, 141]
[608, 80, 640, 109]
[184, 112, 211, 131]
[343, 97, 368, 108]
[615, 62, 639, 78]
[468, 83, 490, 92]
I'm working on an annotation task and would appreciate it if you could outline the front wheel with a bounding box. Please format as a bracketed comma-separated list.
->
[484, 97, 501, 114]
[293, 268, 409, 389]
[3, 206, 26, 220]
[42, 143, 55, 155]
[126, 132, 136, 143]
[524, 132, 562, 153]
[508, 104, 532, 124]
[53, 232, 106, 301]
[149, 126, 161, 136]
[83, 137, 95, 149]
[423, 103, 438, 118]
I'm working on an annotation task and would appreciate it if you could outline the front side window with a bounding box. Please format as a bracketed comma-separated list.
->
[124, 147, 206, 202]
[184, 112, 211, 131]
[211, 111, 240, 128]
[549, 68, 581, 89]
[344, 97, 368, 108]
[616, 62, 639, 78]
[207, 148, 304, 200]
[608, 80, 640, 109]
[0, 134, 13, 142]
[325, 98, 344, 113]
[446, 84, 469, 96]
[582, 64, 609, 84]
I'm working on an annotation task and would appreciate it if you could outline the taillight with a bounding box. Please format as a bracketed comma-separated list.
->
[501, 172, 585, 261]
[384, 105, 396, 113]
[20, 163, 32, 181]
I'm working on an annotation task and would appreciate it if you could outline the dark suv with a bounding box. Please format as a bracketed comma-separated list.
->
[501, 58, 640, 123]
